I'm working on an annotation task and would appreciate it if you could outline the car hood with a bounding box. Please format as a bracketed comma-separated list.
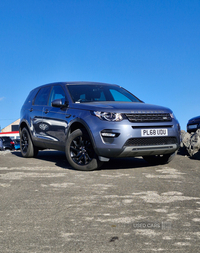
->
[188, 116, 200, 123]
[71, 102, 172, 113]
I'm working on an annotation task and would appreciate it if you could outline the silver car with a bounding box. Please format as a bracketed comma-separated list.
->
[20, 82, 180, 170]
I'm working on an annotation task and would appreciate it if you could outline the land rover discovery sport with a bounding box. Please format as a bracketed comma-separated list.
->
[20, 82, 180, 170]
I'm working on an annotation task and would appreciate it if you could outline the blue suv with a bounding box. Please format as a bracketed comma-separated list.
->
[20, 82, 180, 170]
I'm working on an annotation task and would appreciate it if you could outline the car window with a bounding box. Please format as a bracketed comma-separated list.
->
[67, 85, 140, 103]
[109, 89, 132, 102]
[34, 86, 51, 106]
[67, 85, 105, 102]
[48, 85, 66, 106]
[23, 89, 39, 105]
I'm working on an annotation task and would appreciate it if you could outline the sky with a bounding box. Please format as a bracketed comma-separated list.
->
[0, 0, 200, 131]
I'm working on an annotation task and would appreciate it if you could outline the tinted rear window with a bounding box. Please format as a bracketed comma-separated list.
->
[34, 86, 51, 106]
[23, 89, 39, 105]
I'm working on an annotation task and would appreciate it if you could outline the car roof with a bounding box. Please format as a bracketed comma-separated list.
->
[32, 81, 119, 91]
[65, 81, 118, 86]
[0, 136, 12, 140]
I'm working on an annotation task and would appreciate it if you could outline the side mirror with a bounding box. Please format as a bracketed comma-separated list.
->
[52, 99, 68, 108]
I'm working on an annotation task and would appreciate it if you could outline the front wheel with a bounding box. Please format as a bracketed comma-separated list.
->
[65, 129, 103, 171]
[20, 127, 38, 158]
[143, 152, 176, 165]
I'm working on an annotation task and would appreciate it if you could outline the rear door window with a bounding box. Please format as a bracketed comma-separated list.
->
[34, 86, 51, 105]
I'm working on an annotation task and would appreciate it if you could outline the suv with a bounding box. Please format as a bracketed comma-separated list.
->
[20, 82, 180, 170]
[187, 116, 200, 133]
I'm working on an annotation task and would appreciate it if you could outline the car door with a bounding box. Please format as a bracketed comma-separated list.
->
[42, 85, 69, 150]
[30, 86, 51, 146]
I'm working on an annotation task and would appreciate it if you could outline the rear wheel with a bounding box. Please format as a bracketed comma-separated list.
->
[143, 152, 176, 165]
[65, 128, 103, 171]
[20, 128, 38, 158]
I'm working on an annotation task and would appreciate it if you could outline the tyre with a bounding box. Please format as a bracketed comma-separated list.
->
[143, 152, 176, 165]
[20, 127, 38, 158]
[65, 128, 103, 171]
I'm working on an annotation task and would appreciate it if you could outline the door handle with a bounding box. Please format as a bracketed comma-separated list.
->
[44, 109, 49, 114]
[29, 108, 33, 112]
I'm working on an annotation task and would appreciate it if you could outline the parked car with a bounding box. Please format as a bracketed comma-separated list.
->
[0, 137, 15, 150]
[14, 139, 20, 150]
[187, 116, 200, 133]
[0, 138, 3, 151]
[19, 81, 180, 170]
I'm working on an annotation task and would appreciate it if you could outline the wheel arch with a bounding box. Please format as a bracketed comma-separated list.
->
[19, 120, 32, 136]
[67, 119, 97, 150]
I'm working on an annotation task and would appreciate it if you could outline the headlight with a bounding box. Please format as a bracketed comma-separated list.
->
[93, 111, 123, 122]
[170, 113, 175, 119]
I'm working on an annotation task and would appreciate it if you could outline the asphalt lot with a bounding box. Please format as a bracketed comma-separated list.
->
[0, 150, 200, 252]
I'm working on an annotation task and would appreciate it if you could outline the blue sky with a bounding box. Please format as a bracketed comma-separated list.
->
[0, 0, 200, 131]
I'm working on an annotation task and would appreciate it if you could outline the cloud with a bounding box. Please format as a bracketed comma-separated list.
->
[0, 97, 5, 101]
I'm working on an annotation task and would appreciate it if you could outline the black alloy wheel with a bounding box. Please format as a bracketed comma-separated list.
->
[20, 127, 38, 158]
[65, 128, 103, 171]
[71, 135, 92, 165]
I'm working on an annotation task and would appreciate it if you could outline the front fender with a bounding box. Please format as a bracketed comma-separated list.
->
[66, 118, 98, 151]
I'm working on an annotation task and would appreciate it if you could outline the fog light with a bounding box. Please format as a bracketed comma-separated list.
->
[101, 133, 116, 137]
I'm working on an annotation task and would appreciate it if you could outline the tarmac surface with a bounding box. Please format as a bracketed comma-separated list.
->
[0, 150, 200, 252]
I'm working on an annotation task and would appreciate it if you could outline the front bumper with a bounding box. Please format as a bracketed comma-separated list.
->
[90, 119, 180, 158]
[97, 144, 178, 158]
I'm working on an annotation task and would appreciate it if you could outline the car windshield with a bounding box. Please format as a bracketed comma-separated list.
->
[67, 85, 141, 103]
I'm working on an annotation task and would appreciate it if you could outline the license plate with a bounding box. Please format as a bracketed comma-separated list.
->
[141, 129, 168, 137]
[188, 124, 197, 129]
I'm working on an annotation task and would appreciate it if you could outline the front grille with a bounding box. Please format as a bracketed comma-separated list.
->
[124, 137, 177, 147]
[125, 113, 172, 122]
